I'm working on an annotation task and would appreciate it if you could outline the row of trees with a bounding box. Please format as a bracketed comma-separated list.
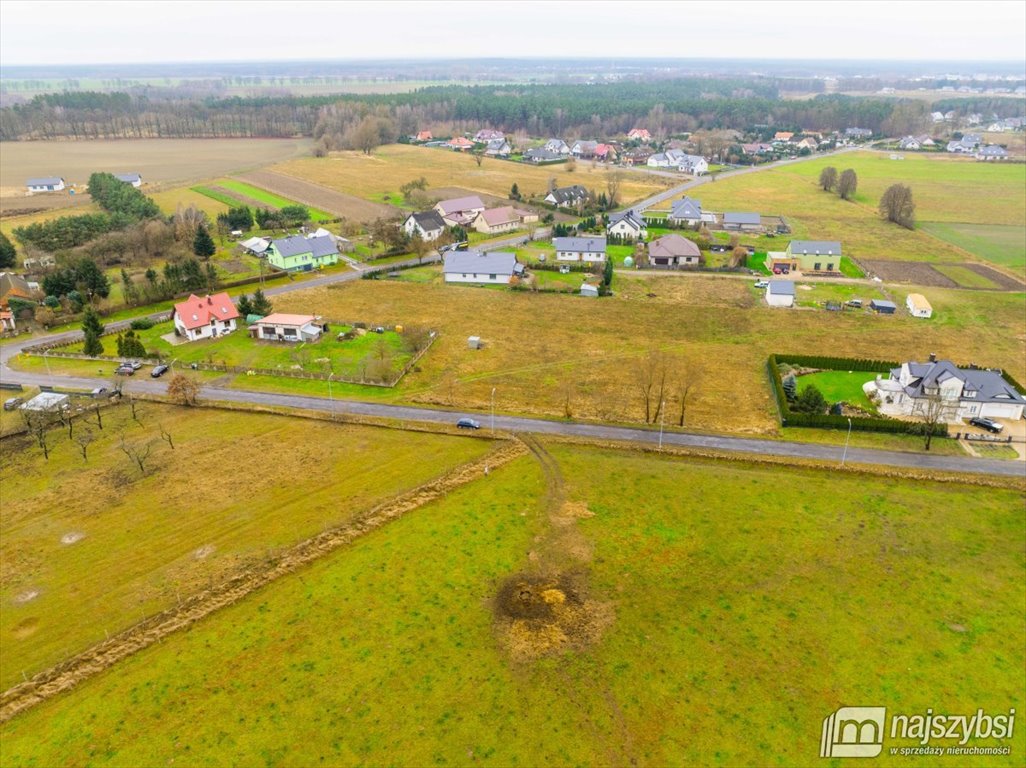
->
[818, 166, 859, 200]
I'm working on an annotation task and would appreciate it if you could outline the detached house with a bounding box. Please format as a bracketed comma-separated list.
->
[669, 196, 703, 226]
[114, 172, 142, 187]
[976, 145, 1009, 161]
[474, 129, 505, 143]
[543, 138, 571, 155]
[250, 313, 323, 343]
[484, 138, 512, 157]
[554, 236, 607, 262]
[471, 206, 522, 235]
[403, 210, 447, 242]
[266, 234, 339, 272]
[26, 177, 65, 193]
[173, 292, 240, 342]
[773, 132, 794, 143]
[766, 240, 843, 274]
[523, 148, 565, 164]
[607, 210, 647, 241]
[414, 130, 433, 142]
[627, 128, 651, 142]
[723, 212, 762, 232]
[435, 195, 486, 227]
[443, 250, 519, 285]
[648, 234, 702, 269]
[545, 184, 589, 208]
[447, 137, 475, 151]
[571, 140, 599, 158]
[677, 154, 709, 175]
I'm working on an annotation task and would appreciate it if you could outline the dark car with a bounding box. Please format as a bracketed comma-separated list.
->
[456, 418, 481, 430]
[90, 387, 108, 398]
[151, 364, 169, 378]
[115, 364, 135, 376]
[969, 417, 1003, 434]
[3, 397, 23, 411]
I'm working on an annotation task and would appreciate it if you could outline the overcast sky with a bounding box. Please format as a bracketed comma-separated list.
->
[1, 0, 1025, 67]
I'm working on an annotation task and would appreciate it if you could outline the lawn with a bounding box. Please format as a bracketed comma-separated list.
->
[920, 223, 1026, 274]
[0, 404, 492, 687]
[790, 281, 887, 308]
[793, 368, 887, 411]
[216, 179, 334, 221]
[2, 444, 1022, 765]
[530, 269, 589, 291]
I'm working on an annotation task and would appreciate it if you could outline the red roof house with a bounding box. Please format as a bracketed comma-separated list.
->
[172, 292, 240, 342]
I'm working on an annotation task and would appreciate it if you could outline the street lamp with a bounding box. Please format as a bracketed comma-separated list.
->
[491, 387, 496, 435]
[841, 417, 853, 467]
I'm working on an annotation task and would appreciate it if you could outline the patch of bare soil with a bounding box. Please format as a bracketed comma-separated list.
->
[11, 618, 39, 640]
[12, 590, 39, 605]
[60, 532, 85, 545]
[962, 263, 1026, 290]
[861, 260, 957, 288]
[237, 170, 398, 223]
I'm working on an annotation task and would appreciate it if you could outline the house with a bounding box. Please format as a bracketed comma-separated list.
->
[446, 136, 474, 151]
[249, 313, 323, 343]
[266, 234, 339, 272]
[239, 236, 270, 255]
[484, 138, 512, 157]
[0, 310, 14, 332]
[766, 240, 843, 274]
[648, 234, 702, 269]
[554, 236, 606, 262]
[522, 148, 565, 164]
[403, 210, 447, 242]
[677, 154, 709, 175]
[435, 195, 486, 226]
[906, 293, 933, 318]
[845, 127, 873, 139]
[723, 212, 762, 232]
[0, 272, 35, 309]
[114, 172, 142, 187]
[474, 129, 505, 143]
[414, 130, 433, 142]
[309, 227, 353, 253]
[606, 210, 647, 241]
[976, 145, 1009, 161]
[172, 292, 240, 342]
[627, 128, 651, 142]
[741, 142, 774, 155]
[571, 140, 599, 158]
[545, 184, 589, 208]
[870, 358, 1026, 422]
[870, 299, 896, 314]
[917, 135, 936, 147]
[593, 143, 617, 162]
[443, 250, 518, 285]
[543, 138, 571, 155]
[620, 149, 654, 166]
[947, 134, 982, 153]
[898, 136, 922, 150]
[765, 280, 795, 307]
[26, 177, 65, 193]
[773, 131, 794, 142]
[515, 208, 539, 224]
[931, 111, 946, 123]
[20, 392, 70, 413]
[471, 206, 521, 235]
[795, 137, 818, 151]
[668, 196, 703, 226]
[646, 153, 671, 168]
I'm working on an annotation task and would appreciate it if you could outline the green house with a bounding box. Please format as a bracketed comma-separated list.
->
[766, 240, 843, 274]
[266, 234, 339, 272]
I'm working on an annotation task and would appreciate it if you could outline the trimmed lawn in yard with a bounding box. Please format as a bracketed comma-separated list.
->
[531, 269, 588, 291]
[791, 281, 887, 308]
[794, 369, 887, 410]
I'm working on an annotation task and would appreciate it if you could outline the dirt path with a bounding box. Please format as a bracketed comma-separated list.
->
[0, 440, 526, 723]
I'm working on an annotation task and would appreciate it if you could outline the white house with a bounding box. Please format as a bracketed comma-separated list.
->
[648, 234, 702, 268]
[677, 155, 709, 175]
[249, 313, 323, 342]
[766, 280, 795, 307]
[484, 139, 512, 157]
[474, 129, 504, 143]
[172, 292, 240, 342]
[403, 210, 447, 242]
[26, 177, 65, 193]
[114, 172, 143, 187]
[571, 140, 599, 158]
[869, 359, 1026, 422]
[627, 128, 651, 142]
[443, 250, 519, 285]
[906, 293, 933, 319]
[545, 185, 589, 208]
[606, 210, 647, 241]
[668, 196, 703, 226]
[553, 236, 607, 262]
[543, 138, 571, 155]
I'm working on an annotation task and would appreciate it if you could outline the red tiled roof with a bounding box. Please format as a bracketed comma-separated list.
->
[173, 292, 239, 331]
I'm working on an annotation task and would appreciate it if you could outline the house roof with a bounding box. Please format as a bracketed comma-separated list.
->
[906, 293, 932, 311]
[408, 210, 446, 231]
[670, 196, 702, 218]
[476, 206, 519, 227]
[271, 234, 338, 258]
[436, 195, 485, 216]
[546, 185, 589, 204]
[574, 140, 599, 151]
[649, 234, 701, 259]
[239, 236, 270, 253]
[0, 272, 34, 302]
[768, 280, 795, 296]
[608, 210, 645, 230]
[173, 292, 240, 331]
[524, 148, 564, 162]
[894, 360, 1026, 405]
[553, 236, 607, 253]
[26, 177, 63, 186]
[978, 145, 1008, 156]
[774, 132, 794, 140]
[870, 299, 897, 309]
[21, 392, 70, 411]
[448, 137, 474, 148]
[443, 250, 517, 275]
[255, 313, 317, 328]
[724, 212, 761, 225]
[789, 240, 842, 256]
[115, 172, 141, 183]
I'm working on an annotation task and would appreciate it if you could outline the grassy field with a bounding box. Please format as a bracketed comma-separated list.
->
[216, 179, 333, 221]
[794, 369, 885, 410]
[931, 263, 1004, 289]
[921, 222, 1026, 274]
[0, 404, 492, 687]
[268, 143, 671, 210]
[694, 151, 1026, 270]
[2, 444, 1022, 765]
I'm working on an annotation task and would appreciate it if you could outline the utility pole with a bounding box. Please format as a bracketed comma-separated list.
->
[841, 417, 852, 467]
[491, 387, 496, 435]
[327, 373, 336, 421]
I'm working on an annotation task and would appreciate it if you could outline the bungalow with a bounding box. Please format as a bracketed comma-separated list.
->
[543, 138, 571, 155]
[472, 206, 521, 235]
[765, 280, 795, 307]
[917, 135, 936, 147]
[484, 138, 512, 157]
[773, 131, 794, 142]
[906, 293, 933, 318]
[795, 137, 818, 151]
[172, 292, 240, 342]
[646, 153, 671, 168]
[947, 134, 982, 153]
[403, 210, 447, 242]
[594, 143, 617, 162]
[677, 154, 709, 175]
[545, 184, 589, 208]
[414, 130, 433, 142]
[523, 148, 565, 164]
[266, 234, 339, 272]
[249, 313, 323, 343]
[554, 236, 607, 262]
[114, 172, 142, 187]
[606, 210, 647, 241]
[26, 177, 65, 193]
[668, 196, 703, 226]
[648, 234, 702, 269]
[435, 195, 486, 226]
[474, 129, 504, 143]
[627, 128, 651, 142]
[571, 140, 599, 158]
[766, 240, 843, 274]
[446, 136, 475, 151]
[976, 145, 1009, 161]
[239, 236, 270, 255]
[723, 212, 762, 232]
[443, 250, 518, 285]
[870, 359, 1026, 422]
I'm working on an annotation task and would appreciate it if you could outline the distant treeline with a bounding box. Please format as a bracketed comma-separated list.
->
[2, 80, 1020, 142]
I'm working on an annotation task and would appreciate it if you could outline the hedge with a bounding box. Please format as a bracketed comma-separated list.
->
[775, 354, 900, 373]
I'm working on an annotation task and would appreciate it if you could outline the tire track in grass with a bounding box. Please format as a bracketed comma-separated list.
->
[0, 439, 527, 723]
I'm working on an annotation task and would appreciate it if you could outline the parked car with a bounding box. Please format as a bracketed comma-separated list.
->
[151, 364, 169, 378]
[846, 299, 863, 308]
[456, 418, 481, 430]
[127, 360, 143, 371]
[90, 387, 108, 398]
[3, 397, 23, 411]
[969, 417, 1003, 434]
[754, 280, 769, 289]
[115, 364, 135, 376]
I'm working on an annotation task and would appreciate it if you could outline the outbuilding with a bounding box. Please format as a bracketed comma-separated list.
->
[870, 299, 897, 314]
[766, 280, 795, 307]
[26, 177, 65, 193]
[20, 392, 70, 413]
[905, 293, 933, 319]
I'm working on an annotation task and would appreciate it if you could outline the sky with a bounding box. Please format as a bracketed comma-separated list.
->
[1, 0, 1025, 67]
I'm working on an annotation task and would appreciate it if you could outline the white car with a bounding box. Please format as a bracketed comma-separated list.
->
[754, 280, 769, 289]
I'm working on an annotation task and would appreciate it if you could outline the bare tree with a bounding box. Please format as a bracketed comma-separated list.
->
[637, 351, 667, 424]
[128, 395, 142, 423]
[818, 166, 838, 192]
[838, 169, 858, 201]
[557, 368, 576, 419]
[119, 434, 154, 475]
[93, 402, 104, 430]
[22, 410, 51, 460]
[473, 151, 484, 168]
[158, 423, 174, 450]
[729, 246, 749, 268]
[74, 428, 95, 462]
[914, 390, 950, 451]
[166, 373, 200, 406]
[565, 156, 577, 173]
[879, 184, 916, 229]
[606, 170, 624, 208]
[672, 361, 702, 427]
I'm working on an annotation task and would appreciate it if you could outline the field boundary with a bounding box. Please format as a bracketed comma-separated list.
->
[0, 438, 526, 723]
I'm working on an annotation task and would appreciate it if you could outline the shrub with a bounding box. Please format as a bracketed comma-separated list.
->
[130, 317, 155, 330]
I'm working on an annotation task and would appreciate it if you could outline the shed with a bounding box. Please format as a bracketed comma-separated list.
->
[468, 336, 482, 349]
[905, 293, 933, 319]
[580, 283, 600, 297]
[766, 280, 795, 308]
[20, 392, 70, 412]
[870, 299, 897, 314]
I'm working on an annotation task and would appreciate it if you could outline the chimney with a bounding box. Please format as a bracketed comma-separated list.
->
[207, 296, 213, 305]
[928, 352, 936, 362]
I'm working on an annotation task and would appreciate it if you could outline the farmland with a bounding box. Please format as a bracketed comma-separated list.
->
[235, 169, 397, 223]
[0, 404, 492, 687]
[2, 443, 1022, 765]
[921, 222, 1026, 274]
[268, 143, 671, 210]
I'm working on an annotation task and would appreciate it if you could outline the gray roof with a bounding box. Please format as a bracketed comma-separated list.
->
[870, 299, 897, 309]
[436, 195, 485, 215]
[649, 234, 700, 259]
[524, 148, 564, 162]
[768, 280, 795, 296]
[115, 172, 141, 183]
[892, 361, 1026, 405]
[26, 177, 63, 186]
[978, 145, 1008, 156]
[271, 234, 338, 258]
[443, 250, 518, 275]
[608, 209, 645, 229]
[409, 210, 446, 231]
[574, 140, 599, 151]
[789, 240, 842, 256]
[547, 185, 589, 204]
[670, 196, 702, 219]
[724, 212, 761, 225]
[553, 236, 607, 253]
